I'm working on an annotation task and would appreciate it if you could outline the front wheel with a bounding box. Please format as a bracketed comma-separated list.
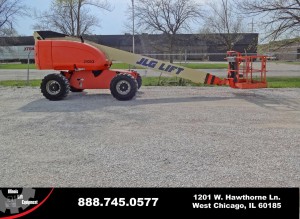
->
[110, 73, 137, 101]
[41, 74, 70, 101]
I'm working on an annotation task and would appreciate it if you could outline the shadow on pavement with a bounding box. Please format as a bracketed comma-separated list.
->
[19, 89, 300, 113]
[233, 93, 300, 112]
[19, 92, 233, 113]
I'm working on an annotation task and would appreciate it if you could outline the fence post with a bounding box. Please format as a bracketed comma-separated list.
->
[27, 50, 32, 86]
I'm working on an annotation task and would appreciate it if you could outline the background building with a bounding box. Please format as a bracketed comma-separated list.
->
[0, 36, 35, 63]
[0, 33, 259, 63]
[86, 33, 259, 61]
[259, 38, 300, 61]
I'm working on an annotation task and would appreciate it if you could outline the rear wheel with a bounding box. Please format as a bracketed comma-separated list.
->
[110, 74, 137, 101]
[41, 74, 70, 101]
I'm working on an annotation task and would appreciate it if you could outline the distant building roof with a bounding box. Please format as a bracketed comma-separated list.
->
[0, 33, 258, 53]
[0, 36, 34, 46]
[85, 33, 258, 47]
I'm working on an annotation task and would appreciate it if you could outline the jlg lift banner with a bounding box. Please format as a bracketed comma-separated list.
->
[0, 188, 298, 218]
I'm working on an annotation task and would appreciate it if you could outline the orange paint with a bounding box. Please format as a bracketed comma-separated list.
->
[35, 40, 137, 90]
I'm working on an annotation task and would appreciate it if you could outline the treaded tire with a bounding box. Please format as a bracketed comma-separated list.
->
[137, 74, 142, 89]
[110, 73, 138, 101]
[41, 74, 70, 101]
[70, 87, 84, 92]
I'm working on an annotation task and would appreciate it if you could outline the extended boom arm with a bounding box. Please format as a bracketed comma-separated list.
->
[34, 31, 218, 85]
[34, 31, 267, 89]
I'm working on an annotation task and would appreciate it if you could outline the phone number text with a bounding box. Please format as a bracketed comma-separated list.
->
[78, 197, 159, 207]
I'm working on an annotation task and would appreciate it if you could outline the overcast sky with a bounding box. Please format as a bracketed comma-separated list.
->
[17, 0, 131, 36]
[16, 0, 256, 37]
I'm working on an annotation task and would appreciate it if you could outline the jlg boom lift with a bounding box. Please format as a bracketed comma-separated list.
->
[34, 31, 267, 101]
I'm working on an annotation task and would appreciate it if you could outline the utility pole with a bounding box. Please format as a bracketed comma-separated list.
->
[248, 18, 254, 32]
[27, 50, 32, 86]
[132, 0, 135, 53]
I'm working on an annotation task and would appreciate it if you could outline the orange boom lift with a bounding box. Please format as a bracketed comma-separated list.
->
[34, 31, 267, 101]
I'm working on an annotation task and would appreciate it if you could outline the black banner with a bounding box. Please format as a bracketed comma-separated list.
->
[0, 188, 298, 218]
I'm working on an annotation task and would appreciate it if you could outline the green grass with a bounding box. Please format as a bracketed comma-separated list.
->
[267, 77, 300, 88]
[179, 63, 227, 69]
[274, 61, 300, 65]
[0, 64, 36, 69]
[0, 62, 227, 70]
[1, 77, 299, 88]
[111, 62, 227, 69]
[0, 79, 41, 87]
[110, 63, 145, 69]
[143, 76, 300, 88]
[141, 77, 208, 86]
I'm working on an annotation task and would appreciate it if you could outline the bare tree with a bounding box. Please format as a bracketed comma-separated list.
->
[238, 0, 300, 41]
[132, 0, 203, 62]
[0, 0, 28, 36]
[201, 0, 246, 51]
[34, 0, 112, 36]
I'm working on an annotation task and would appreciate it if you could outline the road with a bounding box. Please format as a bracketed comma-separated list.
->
[0, 62, 299, 81]
[0, 86, 299, 187]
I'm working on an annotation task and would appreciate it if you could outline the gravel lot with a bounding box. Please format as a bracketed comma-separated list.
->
[0, 86, 299, 187]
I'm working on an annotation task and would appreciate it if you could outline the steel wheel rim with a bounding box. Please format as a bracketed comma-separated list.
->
[116, 80, 131, 95]
[46, 80, 61, 95]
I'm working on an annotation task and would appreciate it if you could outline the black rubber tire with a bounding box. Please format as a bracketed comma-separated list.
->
[136, 74, 142, 89]
[110, 73, 137, 101]
[70, 87, 84, 92]
[41, 74, 70, 101]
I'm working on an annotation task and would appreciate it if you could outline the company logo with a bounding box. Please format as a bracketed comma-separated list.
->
[136, 58, 184, 75]
[24, 47, 34, 51]
[0, 188, 37, 214]
[84, 60, 95, 63]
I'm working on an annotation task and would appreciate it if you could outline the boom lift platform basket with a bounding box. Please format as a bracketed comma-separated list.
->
[226, 51, 267, 89]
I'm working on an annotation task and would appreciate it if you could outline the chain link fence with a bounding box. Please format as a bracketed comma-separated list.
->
[141, 52, 300, 63]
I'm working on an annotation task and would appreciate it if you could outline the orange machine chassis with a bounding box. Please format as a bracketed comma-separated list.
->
[61, 69, 139, 90]
[35, 39, 141, 101]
